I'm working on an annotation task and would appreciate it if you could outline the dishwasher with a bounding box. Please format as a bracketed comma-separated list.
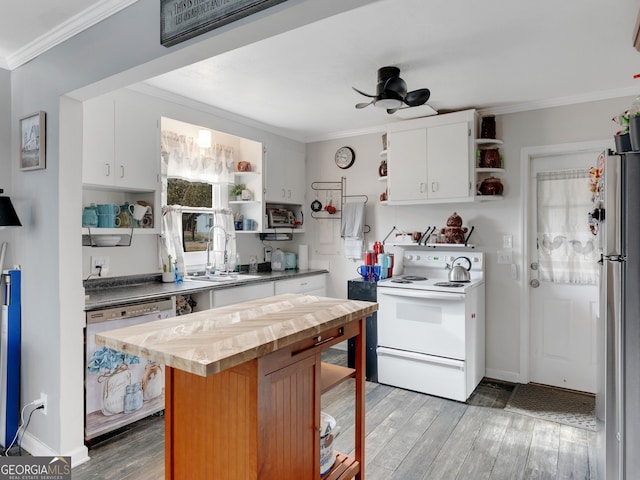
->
[84, 297, 174, 441]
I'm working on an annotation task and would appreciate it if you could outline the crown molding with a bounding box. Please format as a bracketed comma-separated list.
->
[4, 0, 138, 70]
[478, 85, 638, 116]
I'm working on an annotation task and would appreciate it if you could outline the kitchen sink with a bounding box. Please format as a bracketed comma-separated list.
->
[184, 273, 263, 283]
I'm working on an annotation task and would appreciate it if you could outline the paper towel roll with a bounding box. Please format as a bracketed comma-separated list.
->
[298, 244, 309, 270]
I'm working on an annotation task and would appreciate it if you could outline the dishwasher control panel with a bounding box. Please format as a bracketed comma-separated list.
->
[86, 298, 174, 323]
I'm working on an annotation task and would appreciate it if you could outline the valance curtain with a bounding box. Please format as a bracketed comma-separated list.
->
[536, 169, 598, 285]
[160, 130, 235, 184]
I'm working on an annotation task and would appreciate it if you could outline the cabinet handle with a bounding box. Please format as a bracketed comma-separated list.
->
[105, 163, 111, 177]
[287, 189, 292, 198]
[120, 165, 125, 178]
[431, 181, 439, 192]
[419, 182, 425, 193]
[281, 188, 286, 198]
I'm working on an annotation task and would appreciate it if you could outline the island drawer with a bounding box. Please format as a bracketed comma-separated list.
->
[261, 320, 360, 375]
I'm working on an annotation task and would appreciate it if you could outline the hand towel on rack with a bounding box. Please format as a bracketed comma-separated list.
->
[341, 199, 365, 238]
[341, 199, 366, 260]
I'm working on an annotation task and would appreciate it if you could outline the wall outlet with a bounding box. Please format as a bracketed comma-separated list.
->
[497, 249, 513, 264]
[36, 393, 47, 415]
[91, 256, 110, 276]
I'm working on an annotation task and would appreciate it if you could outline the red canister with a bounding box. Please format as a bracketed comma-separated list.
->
[387, 253, 394, 278]
[372, 241, 384, 263]
[365, 250, 375, 266]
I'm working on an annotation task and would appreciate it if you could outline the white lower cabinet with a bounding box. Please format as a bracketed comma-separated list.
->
[274, 274, 326, 296]
[212, 282, 274, 307]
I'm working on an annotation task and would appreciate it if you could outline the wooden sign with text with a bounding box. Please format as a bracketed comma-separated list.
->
[161, 0, 288, 47]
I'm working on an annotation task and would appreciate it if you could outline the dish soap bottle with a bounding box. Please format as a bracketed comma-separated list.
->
[271, 248, 285, 271]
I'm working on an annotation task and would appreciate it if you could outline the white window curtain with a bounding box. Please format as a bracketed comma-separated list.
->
[160, 130, 235, 184]
[160, 205, 186, 275]
[536, 169, 598, 284]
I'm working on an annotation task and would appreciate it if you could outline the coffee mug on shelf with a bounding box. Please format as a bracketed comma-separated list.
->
[97, 203, 120, 215]
[97, 214, 121, 228]
[128, 203, 148, 222]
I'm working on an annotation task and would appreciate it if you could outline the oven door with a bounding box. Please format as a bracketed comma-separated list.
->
[377, 287, 466, 359]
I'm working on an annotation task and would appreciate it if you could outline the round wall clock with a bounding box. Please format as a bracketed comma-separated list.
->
[335, 146, 355, 169]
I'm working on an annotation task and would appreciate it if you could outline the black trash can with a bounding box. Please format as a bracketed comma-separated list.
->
[347, 279, 378, 382]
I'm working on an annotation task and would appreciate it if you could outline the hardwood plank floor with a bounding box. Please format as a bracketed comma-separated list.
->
[72, 348, 597, 479]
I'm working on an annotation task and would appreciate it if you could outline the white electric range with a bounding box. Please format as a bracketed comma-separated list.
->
[376, 251, 485, 402]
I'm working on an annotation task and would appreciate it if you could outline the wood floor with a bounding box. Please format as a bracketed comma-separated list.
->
[72, 349, 597, 479]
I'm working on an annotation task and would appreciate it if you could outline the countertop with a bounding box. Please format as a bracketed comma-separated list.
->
[95, 293, 377, 377]
[84, 269, 328, 310]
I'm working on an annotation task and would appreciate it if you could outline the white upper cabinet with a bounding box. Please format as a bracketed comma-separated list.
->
[264, 142, 306, 205]
[387, 128, 427, 202]
[387, 109, 476, 205]
[83, 91, 159, 191]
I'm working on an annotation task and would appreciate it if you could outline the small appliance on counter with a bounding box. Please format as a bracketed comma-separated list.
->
[284, 252, 297, 270]
[267, 208, 295, 228]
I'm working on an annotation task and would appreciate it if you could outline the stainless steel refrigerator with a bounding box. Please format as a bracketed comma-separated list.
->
[595, 149, 640, 479]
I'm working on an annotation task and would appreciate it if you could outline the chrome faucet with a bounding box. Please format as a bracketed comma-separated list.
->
[206, 224, 230, 273]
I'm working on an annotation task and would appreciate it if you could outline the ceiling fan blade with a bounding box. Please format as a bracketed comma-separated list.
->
[383, 76, 407, 97]
[356, 101, 373, 109]
[404, 88, 431, 106]
[352, 86, 377, 98]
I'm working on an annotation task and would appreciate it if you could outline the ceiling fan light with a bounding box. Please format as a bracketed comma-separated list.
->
[375, 98, 403, 109]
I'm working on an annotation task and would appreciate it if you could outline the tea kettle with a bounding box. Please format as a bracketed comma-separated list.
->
[447, 256, 471, 282]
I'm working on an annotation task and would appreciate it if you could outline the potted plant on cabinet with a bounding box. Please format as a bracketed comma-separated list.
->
[613, 111, 631, 152]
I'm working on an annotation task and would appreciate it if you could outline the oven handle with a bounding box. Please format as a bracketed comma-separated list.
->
[377, 288, 465, 301]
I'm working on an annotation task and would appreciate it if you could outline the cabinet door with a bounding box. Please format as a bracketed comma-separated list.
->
[284, 147, 305, 205]
[259, 353, 319, 479]
[114, 91, 160, 191]
[264, 143, 287, 203]
[427, 122, 471, 200]
[264, 144, 305, 205]
[82, 95, 115, 186]
[387, 128, 427, 202]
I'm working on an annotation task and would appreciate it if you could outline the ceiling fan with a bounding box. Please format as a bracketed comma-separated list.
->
[353, 66, 431, 114]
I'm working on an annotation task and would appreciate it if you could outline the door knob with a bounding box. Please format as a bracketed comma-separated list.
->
[530, 279, 540, 288]
[530, 262, 539, 270]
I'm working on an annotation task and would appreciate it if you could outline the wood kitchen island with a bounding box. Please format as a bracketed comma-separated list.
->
[96, 294, 377, 480]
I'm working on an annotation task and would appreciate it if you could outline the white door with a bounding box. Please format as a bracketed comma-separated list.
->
[528, 150, 599, 393]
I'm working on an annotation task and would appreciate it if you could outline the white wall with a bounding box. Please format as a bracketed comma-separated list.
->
[304, 96, 632, 383]
[7, 0, 373, 464]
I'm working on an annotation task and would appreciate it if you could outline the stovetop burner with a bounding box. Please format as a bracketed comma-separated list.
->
[401, 275, 427, 281]
[390, 279, 413, 284]
[433, 282, 466, 288]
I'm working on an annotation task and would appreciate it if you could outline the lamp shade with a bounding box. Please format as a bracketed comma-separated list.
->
[0, 196, 21, 227]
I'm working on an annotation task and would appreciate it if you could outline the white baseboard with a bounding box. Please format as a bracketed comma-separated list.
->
[485, 368, 522, 384]
[20, 431, 90, 468]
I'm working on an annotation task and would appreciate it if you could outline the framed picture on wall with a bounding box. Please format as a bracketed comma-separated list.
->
[19, 111, 46, 171]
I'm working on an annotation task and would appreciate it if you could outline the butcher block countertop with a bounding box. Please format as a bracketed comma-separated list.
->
[95, 293, 377, 377]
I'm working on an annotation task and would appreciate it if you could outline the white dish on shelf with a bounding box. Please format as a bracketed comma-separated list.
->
[93, 235, 121, 247]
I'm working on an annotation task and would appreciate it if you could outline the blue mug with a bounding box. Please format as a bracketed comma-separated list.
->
[97, 214, 121, 228]
[97, 203, 120, 215]
[357, 265, 371, 281]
